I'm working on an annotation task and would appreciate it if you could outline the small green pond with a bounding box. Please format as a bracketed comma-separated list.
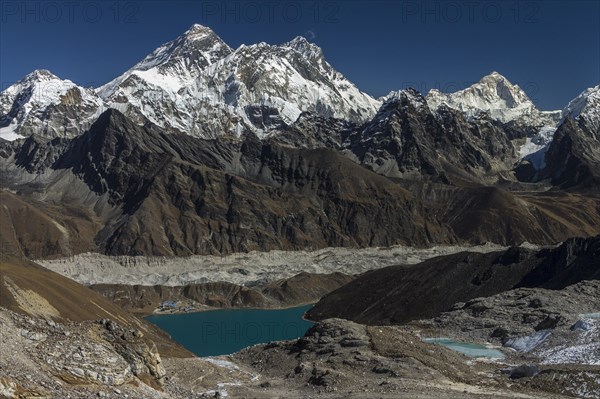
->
[423, 338, 505, 359]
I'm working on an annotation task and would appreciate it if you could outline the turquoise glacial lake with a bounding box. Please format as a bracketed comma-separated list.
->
[423, 338, 505, 359]
[146, 304, 315, 356]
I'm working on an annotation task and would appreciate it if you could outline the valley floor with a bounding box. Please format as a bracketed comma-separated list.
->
[2, 242, 598, 398]
[37, 243, 516, 315]
[2, 301, 597, 399]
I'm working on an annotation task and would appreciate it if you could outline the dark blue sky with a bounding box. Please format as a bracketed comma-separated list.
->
[1, 0, 599, 109]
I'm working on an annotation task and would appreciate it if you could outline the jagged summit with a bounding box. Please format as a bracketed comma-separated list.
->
[20, 69, 60, 82]
[97, 23, 232, 98]
[0, 69, 105, 140]
[478, 71, 530, 107]
[351, 85, 519, 182]
[3, 24, 593, 156]
[383, 88, 428, 110]
[424, 72, 562, 162]
[425, 72, 558, 124]
[475, 71, 513, 89]
[286, 35, 310, 45]
[283, 36, 323, 59]
[425, 71, 536, 122]
[562, 85, 600, 135]
[184, 23, 214, 36]
[383, 72, 532, 120]
[94, 24, 379, 138]
[480, 70, 509, 82]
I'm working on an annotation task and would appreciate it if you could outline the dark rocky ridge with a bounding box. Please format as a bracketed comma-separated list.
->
[539, 116, 600, 191]
[307, 236, 600, 324]
[411, 183, 600, 245]
[345, 91, 518, 184]
[2, 108, 600, 257]
[1, 109, 439, 256]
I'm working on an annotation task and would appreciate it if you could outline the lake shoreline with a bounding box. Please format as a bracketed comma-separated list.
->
[145, 304, 316, 357]
[139, 301, 317, 318]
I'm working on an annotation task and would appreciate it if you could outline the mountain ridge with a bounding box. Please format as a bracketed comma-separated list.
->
[4, 24, 593, 145]
[2, 108, 600, 258]
[96, 24, 380, 138]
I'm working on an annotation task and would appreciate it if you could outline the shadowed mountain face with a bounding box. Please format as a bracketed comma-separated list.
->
[412, 184, 600, 245]
[306, 236, 600, 325]
[540, 117, 600, 191]
[1, 108, 600, 257]
[344, 90, 518, 184]
[272, 91, 522, 184]
[1, 109, 442, 256]
[513, 86, 600, 191]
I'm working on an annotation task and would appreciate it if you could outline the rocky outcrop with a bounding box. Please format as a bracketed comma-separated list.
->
[232, 315, 597, 398]
[234, 317, 478, 395]
[416, 281, 600, 349]
[267, 112, 354, 149]
[307, 236, 600, 324]
[1, 309, 166, 396]
[100, 319, 166, 387]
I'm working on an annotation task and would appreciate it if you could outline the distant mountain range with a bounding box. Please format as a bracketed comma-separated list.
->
[1, 25, 597, 139]
[1, 24, 599, 257]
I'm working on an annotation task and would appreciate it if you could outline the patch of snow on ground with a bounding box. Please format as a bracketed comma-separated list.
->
[204, 358, 240, 370]
[537, 319, 600, 365]
[520, 126, 556, 170]
[0, 123, 24, 141]
[504, 331, 552, 352]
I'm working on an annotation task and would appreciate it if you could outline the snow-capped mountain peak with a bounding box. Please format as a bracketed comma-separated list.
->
[425, 71, 536, 123]
[518, 85, 600, 169]
[135, 23, 231, 72]
[96, 23, 232, 100]
[424, 72, 565, 166]
[185, 23, 215, 36]
[478, 71, 531, 107]
[384, 88, 428, 110]
[0, 69, 105, 140]
[283, 36, 323, 59]
[3, 24, 381, 140]
[21, 69, 61, 83]
[562, 85, 600, 134]
[96, 26, 380, 138]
